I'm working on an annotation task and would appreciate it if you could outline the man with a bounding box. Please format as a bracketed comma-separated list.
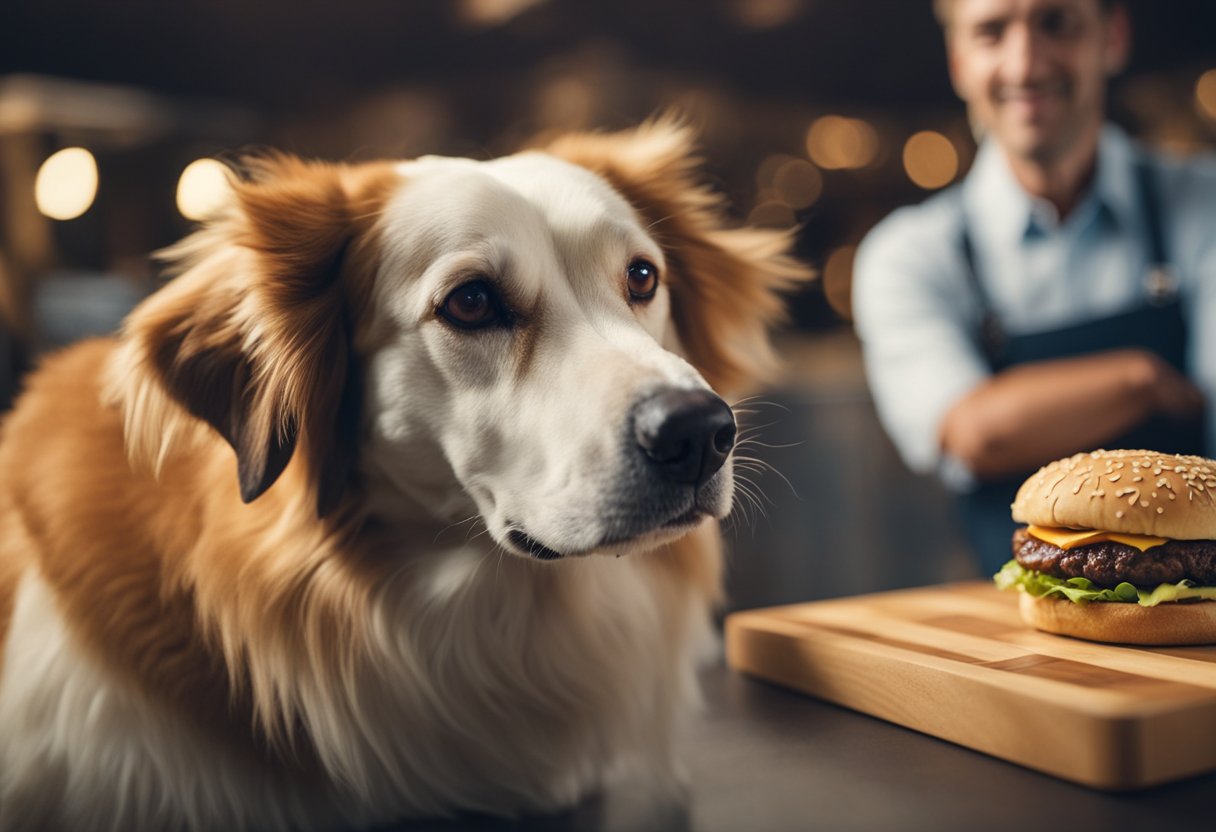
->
[853, 0, 1216, 572]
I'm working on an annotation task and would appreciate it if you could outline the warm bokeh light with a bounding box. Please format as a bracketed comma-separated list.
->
[747, 200, 797, 228]
[457, 0, 545, 27]
[535, 76, 596, 129]
[730, 0, 804, 29]
[772, 158, 823, 209]
[176, 158, 231, 221]
[755, 153, 797, 190]
[34, 147, 98, 220]
[1197, 69, 1216, 121]
[822, 245, 857, 319]
[902, 131, 959, 190]
[805, 116, 879, 170]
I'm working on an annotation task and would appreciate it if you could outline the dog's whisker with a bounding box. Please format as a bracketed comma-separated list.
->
[734, 437, 805, 451]
[468, 525, 494, 544]
[730, 395, 789, 412]
[724, 408, 773, 423]
[736, 493, 770, 530]
[742, 485, 767, 522]
[733, 453, 800, 501]
[460, 516, 489, 542]
[733, 422, 788, 439]
[734, 465, 774, 503]
[728, 483, 764, 529]
[730, 455, 769, 475]
[725, 490, 753, 529]
[731, 471, 767, 515]
[735, 474, 775, 511]
[433, 514, 483, 545]
[732, 399, 791, 440]
[642, 213, 678, 234]
[733, 422, 784, 439]
[758, 463, 799, 501]
[724, 401, 792, 425]
[493, 542, 508, 587]
[730, 456, 769, 472]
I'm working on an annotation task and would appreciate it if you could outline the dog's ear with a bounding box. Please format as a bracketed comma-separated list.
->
[112, 155, 396, 517]
[544, 117, 814, 398]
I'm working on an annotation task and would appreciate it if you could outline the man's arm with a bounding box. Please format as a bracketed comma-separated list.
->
[940, 349, 1204, 480]
[852, 203, 992, 477]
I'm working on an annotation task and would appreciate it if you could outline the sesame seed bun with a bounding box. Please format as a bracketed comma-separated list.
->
[1019, 592, 1216, 645]
[1011, 450, 1216, 539]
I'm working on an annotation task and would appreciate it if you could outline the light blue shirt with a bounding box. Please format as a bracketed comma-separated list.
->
[852, 125, 1216, 487]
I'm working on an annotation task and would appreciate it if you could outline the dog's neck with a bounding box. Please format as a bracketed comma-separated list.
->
[356, 443, 481, 546]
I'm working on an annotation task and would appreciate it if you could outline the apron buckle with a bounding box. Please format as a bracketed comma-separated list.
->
[1144, 266, 1177, 305]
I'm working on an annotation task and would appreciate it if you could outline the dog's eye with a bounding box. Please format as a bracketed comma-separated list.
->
[439, 280, 506, 330]
[626, 259, 659, 302]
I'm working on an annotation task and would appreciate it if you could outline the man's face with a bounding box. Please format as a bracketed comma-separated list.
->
[947, 0, 1128, 164]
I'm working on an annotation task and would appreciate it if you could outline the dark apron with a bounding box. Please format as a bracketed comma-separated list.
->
[956, 160, 1207, 574]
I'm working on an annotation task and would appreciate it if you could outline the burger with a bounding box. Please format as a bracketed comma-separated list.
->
[995, 449, 1216, 645]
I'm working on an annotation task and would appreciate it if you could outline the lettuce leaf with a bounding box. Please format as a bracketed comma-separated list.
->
[994, 560, 1216, 607]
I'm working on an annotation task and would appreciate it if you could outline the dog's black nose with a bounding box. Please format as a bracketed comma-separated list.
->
[632, 388, 736, 487]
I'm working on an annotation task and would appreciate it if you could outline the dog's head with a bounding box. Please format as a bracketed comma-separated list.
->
[112, 119, 810, 561]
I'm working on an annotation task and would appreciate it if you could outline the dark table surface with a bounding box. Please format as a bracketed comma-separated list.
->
[378, 657, 1215, 832]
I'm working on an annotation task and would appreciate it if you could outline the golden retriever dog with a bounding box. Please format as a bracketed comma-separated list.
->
[0, 119, 809, 831]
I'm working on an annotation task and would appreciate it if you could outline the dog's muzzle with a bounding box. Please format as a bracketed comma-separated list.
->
[631, 388, 736, 488]
[504, 388, 736, 562]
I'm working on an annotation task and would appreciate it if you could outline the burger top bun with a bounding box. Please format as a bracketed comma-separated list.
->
[1011, 450, 1216, 539]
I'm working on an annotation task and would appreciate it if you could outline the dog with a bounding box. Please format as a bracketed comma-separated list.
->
[0, 119, 810, 831]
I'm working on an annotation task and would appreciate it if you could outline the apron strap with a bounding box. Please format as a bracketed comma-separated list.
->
[954, 191, 1006, 360]
[1134, 156, 1177, 303]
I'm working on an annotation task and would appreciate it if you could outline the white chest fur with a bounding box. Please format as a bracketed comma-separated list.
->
[0, 551, 710, 831]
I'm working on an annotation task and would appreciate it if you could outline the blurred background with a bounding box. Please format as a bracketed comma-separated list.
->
[1, 0, 1214, 611]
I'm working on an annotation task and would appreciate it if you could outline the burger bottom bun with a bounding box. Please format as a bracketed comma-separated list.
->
[1019, 592, 1216, 645]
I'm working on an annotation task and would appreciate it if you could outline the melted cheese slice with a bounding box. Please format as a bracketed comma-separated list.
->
[1027, 524, 1169, 552]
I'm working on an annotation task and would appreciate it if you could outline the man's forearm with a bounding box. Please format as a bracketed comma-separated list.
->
[939, 350, 1203, 480]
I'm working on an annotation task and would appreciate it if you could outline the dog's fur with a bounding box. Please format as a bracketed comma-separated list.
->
[0, 120, 810, 831]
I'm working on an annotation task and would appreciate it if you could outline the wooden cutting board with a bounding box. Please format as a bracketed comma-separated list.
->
[724, 581, 1216, 790]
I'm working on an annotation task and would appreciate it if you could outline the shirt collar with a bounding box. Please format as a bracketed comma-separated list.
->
[962, 124, 1139, 243]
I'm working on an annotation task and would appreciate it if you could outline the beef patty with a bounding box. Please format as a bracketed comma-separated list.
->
[1013, 527, 1216, 588]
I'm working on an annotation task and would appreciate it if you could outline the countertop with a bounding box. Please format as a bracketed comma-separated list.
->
[377, 658, 1215, 832]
